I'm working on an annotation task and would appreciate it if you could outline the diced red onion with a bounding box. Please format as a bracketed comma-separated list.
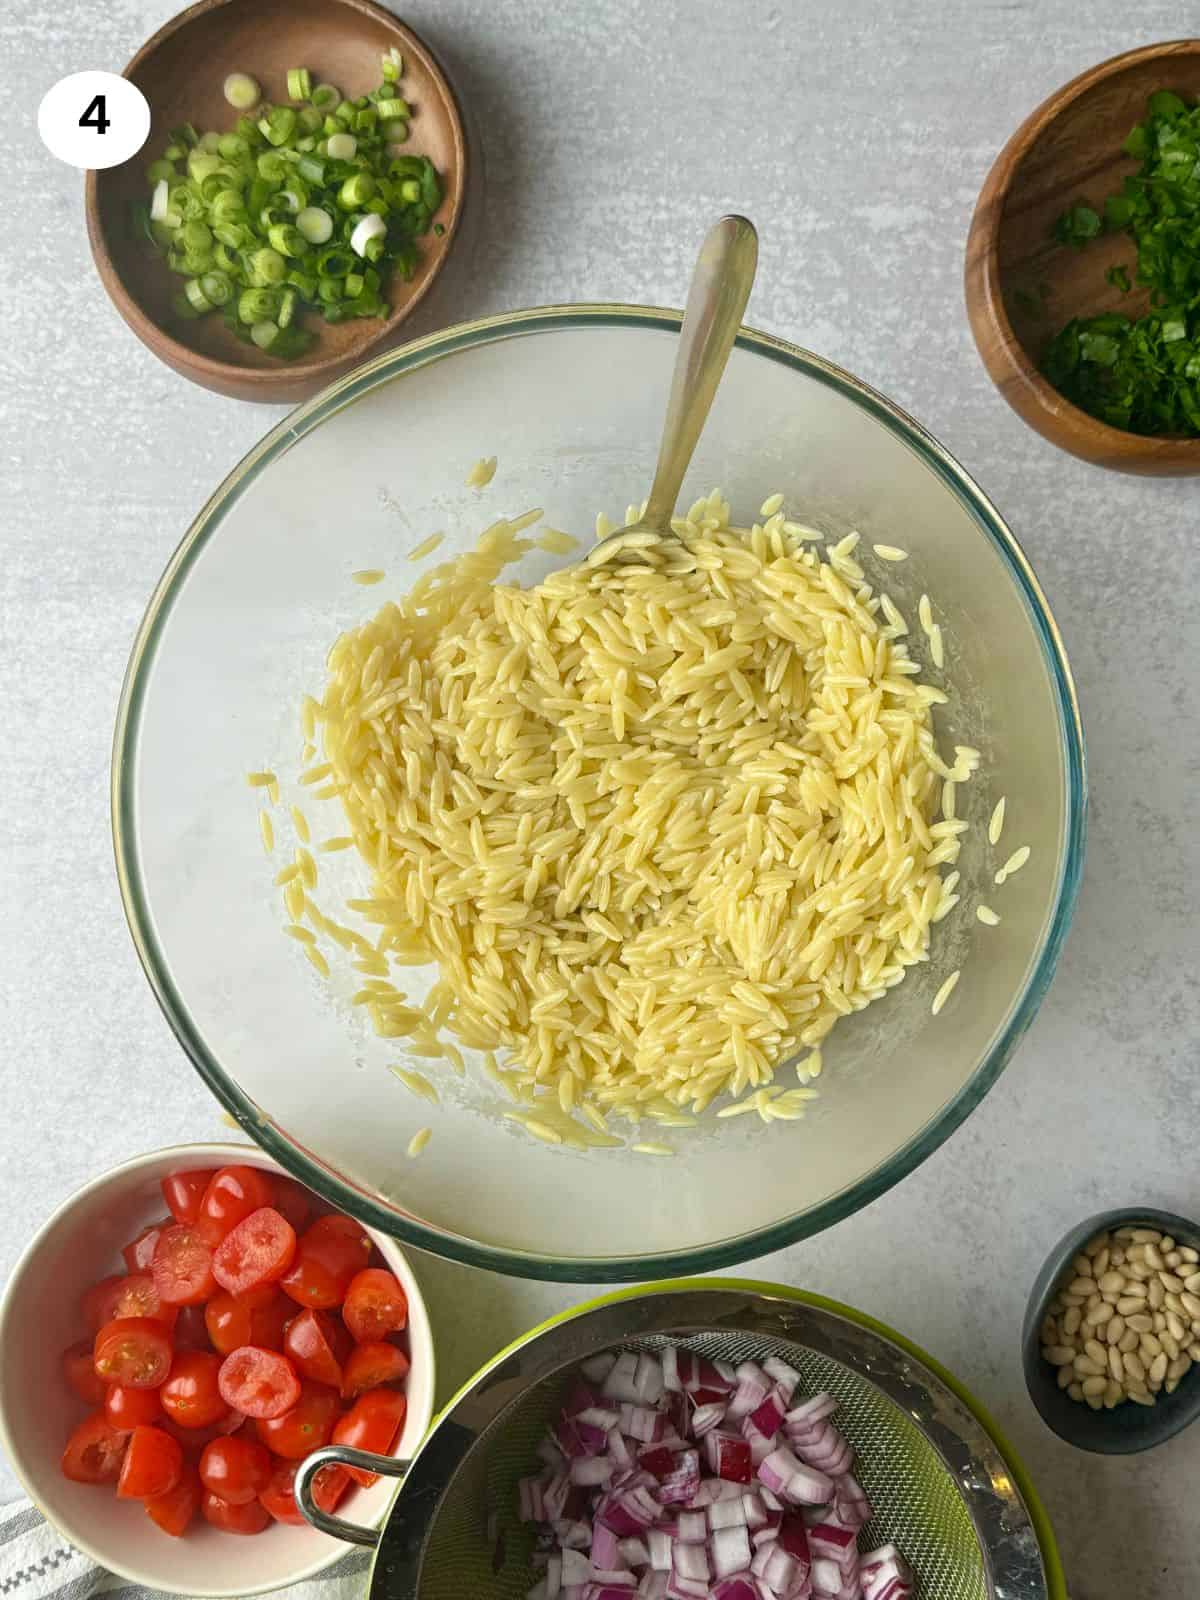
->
[813, 1556, 845, 1596]
[661, 1348, 681, 1392]
[706, 1430, 753, 1484]
[545, 1552, 563, 1599]
[592, 1571, 637, 1588]
[776, 1512, 811, 1564]
[711, 1524, 752, 1580]
[638, 1576, 669, 1600]
[604, 1354, 646, 1405]
[676, 1509, 708, 1543]
[591, 1586, 639, 1600]
[590, 1521, 621, 1571]
[673, 1544, 710, 1584]
[690, 1401, 728, 1439]
[860, 1545, 912, 1600]
[635, 1355, 666, 1406]
[832, 1474, 872, 1531]
[708, 1494, 748, 1531]
[554, 1519, 592, 1549]
[571, 1457, 615, 1487]
[711, 1579, 759, 1600]
[726, 1360, 771, 1421]
[621, 1404, 668, 1443]
[560, 1549, 590, 1586]
[602, 1487, 663, 1536]
[761, 1356, 801, 1400]
[579, 1407, 622, 1431]
[657, 1449, 701, 1505]
[647, 1529, 673, 1571]
[785, 1393, 839, 1430]
[618, 1538, 650, 1567]
[581, 1352, 618, 1385]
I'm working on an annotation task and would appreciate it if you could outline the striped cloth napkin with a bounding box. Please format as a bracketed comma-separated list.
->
[0, 1498, 371, 1600]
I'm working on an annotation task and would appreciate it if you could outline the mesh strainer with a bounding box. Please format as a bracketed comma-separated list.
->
[295, 1281, 1065, 1600]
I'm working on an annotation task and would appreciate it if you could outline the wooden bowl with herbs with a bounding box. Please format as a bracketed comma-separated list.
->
[85, 0, 466, 403]
[966, 40, 1200, 476]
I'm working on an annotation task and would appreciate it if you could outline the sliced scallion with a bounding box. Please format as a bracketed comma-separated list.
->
[296, 206, 333, 244]
[223, 73, 261, 111]
[150, 178, 170, 222]
[310, 83, 341, 112]
[326, 131, 357, 161]
[349, 212, 387, 258]
[287, 67, 312, 102]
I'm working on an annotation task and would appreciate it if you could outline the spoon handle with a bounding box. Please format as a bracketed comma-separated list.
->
[642, 215, 759, 535]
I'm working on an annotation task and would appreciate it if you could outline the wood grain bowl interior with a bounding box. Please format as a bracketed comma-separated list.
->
[966, 39, 1200, 475]
[85, 0, 466, 402]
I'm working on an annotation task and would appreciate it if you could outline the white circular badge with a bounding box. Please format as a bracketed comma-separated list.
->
[37, 71, 151, 170]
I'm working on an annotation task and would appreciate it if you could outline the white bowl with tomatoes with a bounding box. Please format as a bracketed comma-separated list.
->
[0, 1142, 435, 1596]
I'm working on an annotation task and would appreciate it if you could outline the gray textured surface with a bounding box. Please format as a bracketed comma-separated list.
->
[3, 1, 1199, 1595]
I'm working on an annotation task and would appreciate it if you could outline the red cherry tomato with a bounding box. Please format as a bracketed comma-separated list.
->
[284, 1309, 352, 1388]
[196, 1166, 276, 1246]
[93, 1318, 174, 1389]
[331, 1388, 407, 1485]
[123, 1218, 172, 1274]
[117, 1424, 183, 1500]
[201, 1488, 271, 1535]
[162, 1170, 210, 1226]
[341, 1340, 410, 1400]
[160, 1409, 245, 1452]
[153, 1226, 217, 1306]
[61, 1412, 129, 1484]
[259, 1458, 349, 1524]
[145, 1460, 201, 1536]
[83, 1273, 176, 1333]
[271, 1180, 312, 1235]
[206, 1287, 292, 1355]
[105, 1384, 163, 1430]
[62, 1340, 108, 1407]
[212, 1207, 296, 1296]
[159, 1350, 229, 1429]
[173, 1304, 211, 1349]
[199, 1434, 272, 1505]
[205, 1293, 253, 1356]
[254, 1381, 339, 1460]
[280, 1215, 371, 1310]
[343, 1269, 408, 1343]
[218, 1346, 301, 1420]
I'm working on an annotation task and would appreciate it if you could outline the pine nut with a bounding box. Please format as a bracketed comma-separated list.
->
[1159, 1272, 1185, 1294]
[1126, 1313, 1154, 1333]
[1108, 1346, 1124, 1382]
[1061, 1292, 1086, 1307]
[1148, 1280, 1165, 1310]
[1145, 1243, 1166, 1270]
[1096, 1247, 1113, 1273]
[1085, 1390, 1104, 1410]
[1084, 1338, 1107, 1366]
[1081, 1375, 1106, 1397]
[1180, 1248, 1198, 1264]
[1125, 1262, 1151, 1281]
[1063, 1306, 1082, 1336]
[1132, 1228, 1162, 1244]
[1140, 1331, 1163, 1358]
[1190, 1343, 1200, 1362]
[1106, 1316, 1125, 1344]
[1127, 1388, 1154, 1406]
[1123, 1351, 1146, 1382]
[1166, 1251, 1182, 1269]
[1165, 1292, 1185, 1316]
[1181, 1292, 1200, 1321]
[1149, 1352, 1168, 1386]
[1114, 1227, 1135, 1241]
[1162, 1332, 1181, 1361]
[1057, 1364, 1074, 1390]
[1103, 1379, 1123, 1408]
[1087, 1232, 1112, 1254]
[1074, 1355, 1104, 1377]
[1044, 1345, 1075, 1365]
[1085, 1301, 1113, 1327]
[1167, 1312, 1186, 1342]
[1119, 1330, 1139, 1353]
[1162, 1237, 1176, 1253]
[1184, 1272, 1200, 1293]
[1072, 1253, 1093, 1277]
[1166, 1377, 1182, 1394]
[1068, 1276, 1094, 1297]
[1168, 1355, 1192, 1381]
[1068, 1381, 1084, 1401]
[1098, 1271, 1125, 1294]
[1110, 1248, 1125, 1268]
[1116, 1295, 1145, 1315]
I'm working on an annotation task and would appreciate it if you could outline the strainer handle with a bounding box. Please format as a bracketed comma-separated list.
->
[294, 1444, 410, 1546]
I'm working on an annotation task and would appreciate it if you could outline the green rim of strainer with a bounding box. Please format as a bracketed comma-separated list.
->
[408, 1276, 1066, 1600]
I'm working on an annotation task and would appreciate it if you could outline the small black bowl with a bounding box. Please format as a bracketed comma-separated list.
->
[1024, 1207, 1200, 1454]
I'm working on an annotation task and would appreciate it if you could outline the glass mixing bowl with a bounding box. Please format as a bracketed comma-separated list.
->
[113, 306, 1086, 1281]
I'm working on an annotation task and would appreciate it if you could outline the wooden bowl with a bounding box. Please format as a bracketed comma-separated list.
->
[966, 39, 1200, 475]
[85, 0, 466, 403]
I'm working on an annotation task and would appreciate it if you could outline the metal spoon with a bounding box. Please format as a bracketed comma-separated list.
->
[590, 214, 759, 562]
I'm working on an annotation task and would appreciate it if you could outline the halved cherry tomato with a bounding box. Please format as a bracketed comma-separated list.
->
[196, 1166, 276, 1247]
[341, 1340, 410, 1400]
[280, 1214, 371, 1310]
[145, 1460, 201, 1537]
[173, 1304, 211, 1349]
[162, 1170, 211, 1226]
[218, 1346, 301, 1420]
[271, 1180, 312, 1235]
[153, 1226, 217, 1306]
[259, 1458, 349, 1524]
[201, 1488, 271, 1535]
[343, 1268, 408, 1343]
[331, 1387, 407, 1485]
[93, 1318, 174, 1389]
[159, 1350, 229, 1429]
[105, 1384, 163, 1430]
[205, 1286, 292, 1355]
[254, 1381, 339, 1460]
[61, 1412, 128, 1484]
[213, 1207, 296, 1296]
[123, 1218, 171, 1275]
[62, 1340, 108, 1407]
[117, 1424, 183, 1500]
[284, 1309, 352, 1388]
[160, 1409, 245, 1453]
[199, 1434, 272, 1505]
[84, 1272, 177, 1332]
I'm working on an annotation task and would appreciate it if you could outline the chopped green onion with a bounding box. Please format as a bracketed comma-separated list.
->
[224, 73, 261, 111]
[200, 269, 233, 306]
[278, 286, 298, 328]
[184, 277, 213, 312]
[260, 107, 297, 147]
[376, 97, 408, 121]
[287, 268, 318, 300]
[256, 150, 289, 181]
[238, 287, 279, 324]
[251, 319, 281, 349]
[297, 107, 323, 134]
[354, 108, 378, 135]
[381, 48, 403, 82]
[398, 178, 421, 204]
[150, 179, 170, 222]
[287, 67, 312, 101]
[146, 158, 176, 183]
[180, 219, 213, 254]
[349, 213, 387, 257]
[296, 206, 333, 243]
[317, 245, 354, 277]
[338, 173, 374, 208]
[248, 246, 287, 284]
[310, 83, 341, 112]
[382, 120, 409, 143]
[297, 154, 327, 185]
[267, 222, 308, 257]
[326, 131, 357, 161]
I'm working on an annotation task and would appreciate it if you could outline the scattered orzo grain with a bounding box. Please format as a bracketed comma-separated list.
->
[931, 969, 960, 1015]
[408, 531, 446, 561]
[872, 544, 908, 562]
[246, 770, 277, 788]
[407, 1126, 432, 1157]
[353, 570, 385, 586]
[760, 492, 785, 518]
[995, 844, 1031, 885]
[465, 456, 497, 489]
[632, 1141, 675, 1156]
[976, 904, 1001, 926]
[259, 811, 274, 853]
[390, 1065, 440, 1105]
[988, 796, 1007, 846]
[290, 806, 311, 844]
